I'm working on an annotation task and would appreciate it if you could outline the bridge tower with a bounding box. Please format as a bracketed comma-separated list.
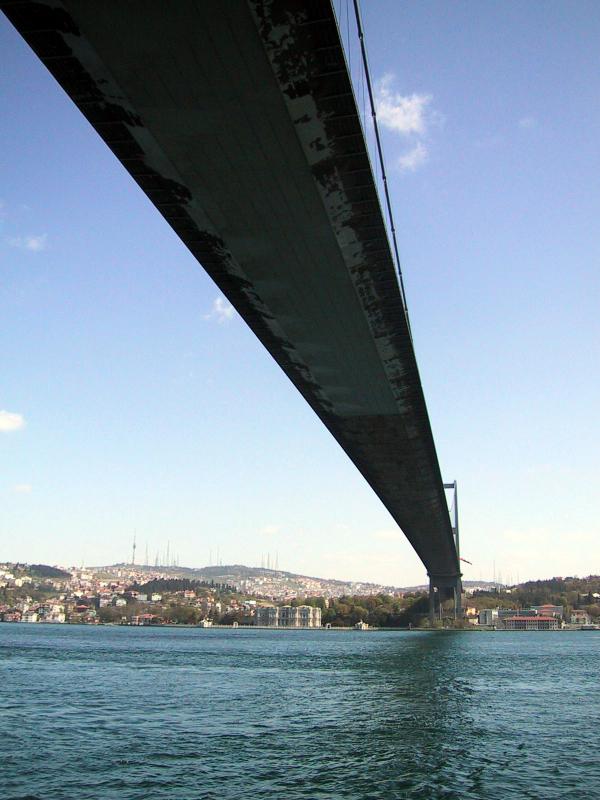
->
[429, 481, 463, 624]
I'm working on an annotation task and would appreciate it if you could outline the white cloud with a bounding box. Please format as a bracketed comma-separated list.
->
[7, 233, 48, 252]
[11, 484, 32, 494]
[398, 142, 428, 172]
[204, 296, 235, 324]
[375, 74, 431, 135]
[0, 410, 25, 432]
[261, 524, 281, 536]
[373, 74, 438, 174]
[519, 115, 537, 129]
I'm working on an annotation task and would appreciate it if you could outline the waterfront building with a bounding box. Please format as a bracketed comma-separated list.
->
[256, 606, 278, 626]
[131, 613, 158, 626]
[502, 616, 560, 631]
[255, 605, 321, 627]
[570, 610, 591, 625]
[532, 604, 564, 619]
[478, 608, 499, 626]
[497, 608, 537, 620]
[478, 608, 561, 626]
[298, 605, 318, 627]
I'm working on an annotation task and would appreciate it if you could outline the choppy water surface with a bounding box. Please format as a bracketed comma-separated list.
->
[1, 625, 599, 799]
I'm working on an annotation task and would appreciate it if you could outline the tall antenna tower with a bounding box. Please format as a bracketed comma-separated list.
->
[131, 532, 137, 566]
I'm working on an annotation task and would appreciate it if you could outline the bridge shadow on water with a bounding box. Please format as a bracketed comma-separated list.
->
[302, 631, 480, 800]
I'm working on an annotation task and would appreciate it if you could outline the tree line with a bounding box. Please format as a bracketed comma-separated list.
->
[296, 593, 430, 627]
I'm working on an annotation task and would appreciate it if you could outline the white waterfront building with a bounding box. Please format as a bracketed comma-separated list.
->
[255, 605, 321, 628]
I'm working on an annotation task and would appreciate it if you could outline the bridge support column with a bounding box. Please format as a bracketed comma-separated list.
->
[428, 574, 463, 626]
[429, 579, 435, 625]
[454, 582, 463, 620]
[443, 479, 463, 624]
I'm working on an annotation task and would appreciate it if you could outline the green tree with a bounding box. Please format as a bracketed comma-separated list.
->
[166, 605, 201, 625]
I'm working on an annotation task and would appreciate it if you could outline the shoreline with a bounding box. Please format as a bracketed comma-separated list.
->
[2, 620, 597, 633]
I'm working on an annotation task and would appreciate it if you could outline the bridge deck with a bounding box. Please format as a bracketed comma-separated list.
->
[2, 0, 460, 582]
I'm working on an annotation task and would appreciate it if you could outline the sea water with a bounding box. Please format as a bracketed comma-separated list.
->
[1, 624, 599, 799]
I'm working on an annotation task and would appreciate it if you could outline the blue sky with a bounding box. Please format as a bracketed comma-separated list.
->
[1, 2, 599, 585]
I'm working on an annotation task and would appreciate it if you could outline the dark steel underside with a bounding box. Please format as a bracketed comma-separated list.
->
[2, 0, 460, 582]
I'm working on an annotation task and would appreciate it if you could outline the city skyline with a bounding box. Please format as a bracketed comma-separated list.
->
[2, 2, 600, 585]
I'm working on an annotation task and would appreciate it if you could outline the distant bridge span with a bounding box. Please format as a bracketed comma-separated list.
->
[2, 0, 461, 593]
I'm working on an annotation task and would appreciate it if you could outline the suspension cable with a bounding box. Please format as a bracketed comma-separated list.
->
[351, 0, 412, 338]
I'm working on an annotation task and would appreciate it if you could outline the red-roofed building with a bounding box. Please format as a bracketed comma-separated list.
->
[503, 616, 560, 631]
[532, 604, 563, 619]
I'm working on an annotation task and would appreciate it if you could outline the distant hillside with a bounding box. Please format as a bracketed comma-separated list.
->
[518, 575, 600, 594]
[472, 575, 600, 605]
[107, 562, 400, 590]
[88, 563, 513, 594]
[28, 564, 71, 579]
[400, 580, 501, 593]
[103, 564, 514, 594]
[135, 577, 237, 594]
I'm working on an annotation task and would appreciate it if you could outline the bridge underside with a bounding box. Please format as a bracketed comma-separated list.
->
[2, 0, 460, 583]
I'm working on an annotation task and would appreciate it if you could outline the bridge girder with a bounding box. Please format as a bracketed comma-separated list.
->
[2, 0, 460, 580]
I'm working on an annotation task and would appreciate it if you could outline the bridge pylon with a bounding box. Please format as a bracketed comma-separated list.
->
[428, 480, 463, 625]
